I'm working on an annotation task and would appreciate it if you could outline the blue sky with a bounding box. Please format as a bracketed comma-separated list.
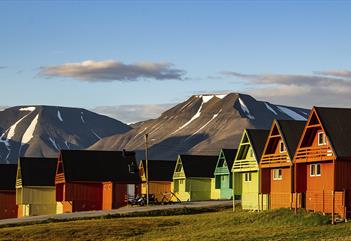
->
[1, 1, 351, 109]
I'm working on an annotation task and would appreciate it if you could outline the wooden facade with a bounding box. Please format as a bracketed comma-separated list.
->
[260, 119, 306, 210]
[212, 149, 237, 200]
[16, 157, 57, 217]
[232, 129, 269, 210]
[294, 107, 351, 219]
[56, 150, 140, 213]
[139, 160, 176, 201]
[0, 164, 18, 219]
[172, 154, 218, 202]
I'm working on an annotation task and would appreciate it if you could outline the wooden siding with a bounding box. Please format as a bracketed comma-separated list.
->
[63, 183, 103, 202]
[18, 204, 57, 217]
[141, 181, 172, 201]
[269, 167, 293, 209]
[16, 187, 56, 205]
[0, 191, 17, 219]
[172, 178, 212, 201]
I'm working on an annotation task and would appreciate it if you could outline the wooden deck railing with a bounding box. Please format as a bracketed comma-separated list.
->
[16, 179, 22, 188]
[55, 173, 65, 183]
[295, 146, 333, 162]
[260, 153, 290, 166]
[232, 159, 258, 171]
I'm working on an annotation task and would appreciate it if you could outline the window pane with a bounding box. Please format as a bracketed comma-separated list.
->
[316, 163, 321, 175]
[310, 164, 315, 176]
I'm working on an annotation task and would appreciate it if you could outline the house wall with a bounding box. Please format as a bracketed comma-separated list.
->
[172, 178, 190, 201]
[112, 183, 128, 209]
[210, 178, 220, 200]
[18, 203, 57, 217]
[56, 201, 73, 214]
[270, 167, 292, 209]
[64, 182, 103, 202]
[141, 181, 172, 201]
[187, 178, 212, 201]
[0, 191, 17, 219]
[102, 182, 113, 210]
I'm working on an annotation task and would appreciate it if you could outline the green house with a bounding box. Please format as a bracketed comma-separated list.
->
[172, 154, 218, 202]
[212, 149, 237, 200]
[232, 129, 269, 210]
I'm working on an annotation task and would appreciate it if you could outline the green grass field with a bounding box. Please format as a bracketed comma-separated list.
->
[1, 208, 351, 241]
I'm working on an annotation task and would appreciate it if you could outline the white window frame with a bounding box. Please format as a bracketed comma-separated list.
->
[310, 163, 321, 177]
[318, 132, 327, 146]
[273, 169, 282, 180]
[244, 172, 252, 182]
[279, 140, 286, 153]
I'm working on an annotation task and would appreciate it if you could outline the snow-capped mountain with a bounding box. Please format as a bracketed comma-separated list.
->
[0, 106, 131, 164]
[90, 93, 309, 160]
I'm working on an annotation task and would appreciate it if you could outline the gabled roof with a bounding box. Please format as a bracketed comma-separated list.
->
[246, 129, 270, 160]
[221, 149, 237, 169]
[0, 164, 17, 190]
[314, 107, 351, 158]
[19, 157, 57, 187]
[179, 154, 218, 178]
[140, 160, 176, 181]
[60, 150, 140, 183]
[276, 119, 306, 159]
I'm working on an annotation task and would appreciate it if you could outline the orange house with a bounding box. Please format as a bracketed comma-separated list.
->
[56, 150, 140, 213]
[139, 160, 176, 201]
[294, 107, 351, 219]
[0, 164, 18, 219]
[260, 119, 306, 209]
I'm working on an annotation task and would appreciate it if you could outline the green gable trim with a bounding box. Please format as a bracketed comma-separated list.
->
[232, 129, 259, 173]
[214, 150, 230, 175]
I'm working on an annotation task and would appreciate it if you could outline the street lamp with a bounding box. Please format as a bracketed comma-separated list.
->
[144, 133, 149, 206]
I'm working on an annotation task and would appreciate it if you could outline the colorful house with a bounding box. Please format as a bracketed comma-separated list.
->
[139, 159, 176, 201]
[260, 119, 306, 210]
[294, 107, 351, 219]
[212, 149, 237, 200]
[232, 129, 269, 210]
[172, 154, 218, 201]
[56, 150, 140, 213]
[16, 157, 57, 217]
[0, 164, 18, 219]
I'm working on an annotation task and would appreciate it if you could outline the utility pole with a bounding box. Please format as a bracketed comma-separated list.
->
[145, 133, 149, 206]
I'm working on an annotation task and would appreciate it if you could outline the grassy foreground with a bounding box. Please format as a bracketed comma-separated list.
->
[0, 208, 351, 241]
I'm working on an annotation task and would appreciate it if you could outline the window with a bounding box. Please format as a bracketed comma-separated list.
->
[318, 132, 327, 145]
[310, 163, 321, 176]
[279, 141, 286, 153]
[174, 180, 179, 192]
[179, 179, 184, 184]
[175, 163, 182, 172]
[248, 149, 254, 158]
[273, 169, 282, 180]
[244, 173, 252, 182]
[128, 162, 136, 174]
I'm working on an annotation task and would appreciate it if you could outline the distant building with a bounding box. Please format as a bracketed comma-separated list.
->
[0, 164, 18, 219]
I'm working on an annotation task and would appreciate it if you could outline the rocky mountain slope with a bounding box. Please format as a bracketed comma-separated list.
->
[90, 93, 309, 160]
[0, 106, 131, 164]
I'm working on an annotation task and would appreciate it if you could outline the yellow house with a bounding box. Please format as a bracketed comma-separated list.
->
[139, 160, 176, 201]
[172, 154, 218, 202]
[16, 157, 57, 217]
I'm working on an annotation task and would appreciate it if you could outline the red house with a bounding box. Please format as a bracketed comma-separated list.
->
[56, 150, 140, 213]
[0, 164, 18, 219]
[260, 119, 306, 209]
[294, 107, 351, 220]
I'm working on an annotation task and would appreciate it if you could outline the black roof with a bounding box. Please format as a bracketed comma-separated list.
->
[221, 149, 237, 169]
[0, 164, 17, 190]
[140, 160, 176, 181]
[276, 119, 307, 159]
[315, 107, 351, 158]
[179, 154, 218, 178]
[19, 157, 57, 187]
[60, 150, 140, 183]
[246, 129, 270, 161]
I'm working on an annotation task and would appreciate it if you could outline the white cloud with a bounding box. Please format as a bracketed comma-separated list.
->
[222, 69, 351, 108]
[39, 60, 186, 82]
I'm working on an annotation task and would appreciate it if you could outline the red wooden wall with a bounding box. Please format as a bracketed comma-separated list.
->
[270, 167, 292, 209]
[0, 191, 17, 219]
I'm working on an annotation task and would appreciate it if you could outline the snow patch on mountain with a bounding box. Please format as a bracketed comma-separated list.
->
[264, 102, 278, 115]
[22, 114, 39, 144]
[238, 98, 255, 119]
[49, 137, 59, 150]
[19, 107, 36, 112]
[80, 112, 85, 123]
[277, 106, 307, 120]
[57, 110, 63, 122]
[6, 114, 31, 139]
[91, 129, 102, 140]
[186, 109, 222, 140]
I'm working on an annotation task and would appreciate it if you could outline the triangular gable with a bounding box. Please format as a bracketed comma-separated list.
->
[139, 161, 146, 181]
[173, 155, 186, 179]
[232, 129, 259, 172]
[295, 107, 336, 161]
[262, 120, 288, 159]
[214, 149, 230, 175]
[55, 154, 66, 184]
[16, 160, 22, 188]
